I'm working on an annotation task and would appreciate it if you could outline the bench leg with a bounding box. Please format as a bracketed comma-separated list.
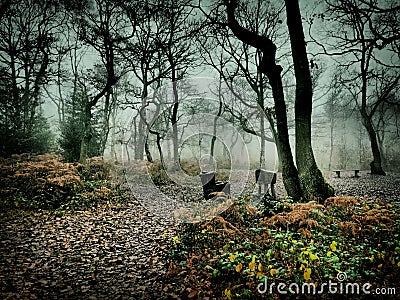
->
[271, 184, 276, 198]
[335, 171, 341, 178]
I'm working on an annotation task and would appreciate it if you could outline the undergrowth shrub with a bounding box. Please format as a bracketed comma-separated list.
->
[179, 159, 201, 176]
[135, 158, 231, 188]
[148, 160, 173, 185]
[0, 154, 83, 209]
[77, 156, 110, 181]
[165, 195, 400, 299]
[0, 154, 121, 211]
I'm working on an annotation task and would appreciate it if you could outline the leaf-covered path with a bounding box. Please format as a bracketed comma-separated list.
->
[0, 198, 175, 299]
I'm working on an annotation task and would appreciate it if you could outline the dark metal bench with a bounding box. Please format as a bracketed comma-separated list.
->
[255, 169, 277, 198]
[199, 171, 230, 200]
[333, 170, 360, 178]
[333, 170, 341, 178]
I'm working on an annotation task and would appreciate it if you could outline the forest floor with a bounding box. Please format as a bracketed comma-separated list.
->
[276, 170, 400, 204]
[0, 157, 399, 299]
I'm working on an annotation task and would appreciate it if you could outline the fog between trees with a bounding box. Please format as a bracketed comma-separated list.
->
[1, 0, 399, 201]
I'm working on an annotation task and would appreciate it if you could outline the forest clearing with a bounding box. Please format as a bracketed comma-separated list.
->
[1, 0, 399, 299]
[1, 154, 399, 299]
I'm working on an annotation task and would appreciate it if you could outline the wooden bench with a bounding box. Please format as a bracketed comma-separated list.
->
[333, 170, 360, 178]
[199, 171, 230, 200]
[255, 169, 277, 198]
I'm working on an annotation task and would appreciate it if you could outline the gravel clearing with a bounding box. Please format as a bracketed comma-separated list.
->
[273, 171, 400, 204]
[327, 172, 400, 203]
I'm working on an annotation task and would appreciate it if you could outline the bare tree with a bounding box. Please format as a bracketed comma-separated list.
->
[221, 0, 313, 200]
[0, 0, 63, 155]
[215, 0, 335, 200]
[156, 0, 200, 168]
[284, 0, 334, 200]
[309, 0, 400, 175]
[119, 1, 172, 161]
[198, 1, 284, 170]
[71, 0, 138, 163]
[197, 0, 308, 199]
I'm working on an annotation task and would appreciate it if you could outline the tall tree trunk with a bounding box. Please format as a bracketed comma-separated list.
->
[358, 121, 363, 168]
[167, 138, 171, 159]
[152, 130, 164, 166]
[145, 141, 153, 163]
[259, 117, 266, 169]
[225, 0, 303, 200]
[10, 54, 20, 131]
[328, 94, 335, 170]
[266, 116, 280, 171]
[211, 78, 224, 162]
[110, 102, 117, 162]
[361, 114, 386, 175]
[100, 89, 112, 156]
[80, 103, 92, 163]
[268, 69, 303, 200]
[285, 0, 334, 201]
[170, 60, 180, 169]
[135, 118, 145, 160]
[135, 86, 148, 160]
[258, 75, 266, 169]
[329, 119, 334, 171]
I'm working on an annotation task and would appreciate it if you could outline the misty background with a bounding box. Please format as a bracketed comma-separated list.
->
[0, 0, 399, 173]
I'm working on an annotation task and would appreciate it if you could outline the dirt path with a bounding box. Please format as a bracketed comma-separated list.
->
[0, 197, 175, 299]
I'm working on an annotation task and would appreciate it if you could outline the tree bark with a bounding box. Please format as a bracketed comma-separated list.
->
[210, 78, 224, 162]
[225, 0, 303, 200]
[258, 75, 266, 169]
[359, 49, 387, 175]
[145, 140, 153, 163]
[100, 89, 112, 156]
[135, 91, 147, 160]
[268, 65, 303, 200]
[329, 117, 334, 171]
[362, 114, 386, 175]
[169, 55, 180, 170]
[79, 102, 92, 163]
[284, 0, 334, 201]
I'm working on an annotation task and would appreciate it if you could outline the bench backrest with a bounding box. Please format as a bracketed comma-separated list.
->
[199, 171, 216, 187]
[255, 169, 277, 185]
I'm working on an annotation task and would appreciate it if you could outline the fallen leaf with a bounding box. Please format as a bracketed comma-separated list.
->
[304, 268, 312, 280]
[249, 255, 256, 272]
[258, 262, 263, 272]
[188, 290, 198, 298]
[330, 241, 337, 251]
[235, 263, 243, 272]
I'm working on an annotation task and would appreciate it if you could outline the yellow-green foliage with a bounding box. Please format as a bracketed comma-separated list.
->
[165, 196, 400, 299]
